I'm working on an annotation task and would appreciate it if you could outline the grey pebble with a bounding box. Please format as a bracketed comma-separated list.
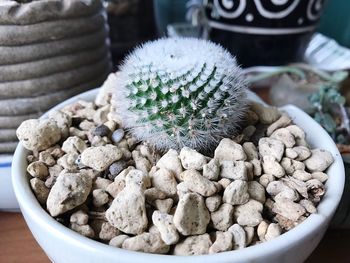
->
[92, 124, 111, 137]
[108, 160, 128, 180]
[111, 129, 125, 144]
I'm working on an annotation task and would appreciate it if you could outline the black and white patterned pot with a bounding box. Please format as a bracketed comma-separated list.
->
[204, 0, 326, 67]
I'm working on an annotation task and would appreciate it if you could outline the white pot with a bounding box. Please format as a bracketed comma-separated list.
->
[12, 88, 345, 263]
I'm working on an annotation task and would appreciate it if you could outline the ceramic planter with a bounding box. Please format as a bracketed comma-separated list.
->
[0, 0, 111, 154]
[204, 0, 326, 66]
[0, 0, 111, 211]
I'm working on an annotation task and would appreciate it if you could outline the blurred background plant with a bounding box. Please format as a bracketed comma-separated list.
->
[309, 85, 350, 153]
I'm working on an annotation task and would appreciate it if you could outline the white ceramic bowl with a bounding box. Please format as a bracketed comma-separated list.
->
[12, 88, 345, 263]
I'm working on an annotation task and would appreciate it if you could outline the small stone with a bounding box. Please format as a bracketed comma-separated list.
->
[152, 211, 179, 245]
[38, 151, 56, 167]
[179, 147, 207, 170]
[177, 182, 191, 200]
[265, 223, 282, 241]
[151, 168, 177, 197]
[203, 159, 220, 181]
[223, 180, 249, 205]
[281, 157, 305, 175]
[92, 189, 109, 207]
[173, 234, 212, 255]
[181, 169, 217, 197]
[122, 232, 169, 254]
[293, 146, 311, 161]
[220, 161, 247, 180]
[93, 177, 112, 191]
[270, 128, 296, 148]
[46, 172, 92, 217]
[132, 150, 152, 174]
[209, 231, 233, 254]
[257, 221, 269, 241]
[299, 199, 317, 214]
[273, 198, 306, 221]
[244, 226, 255, 246]
[111, 129, 125, 144]
[311, 172, 328, 183]
[45, 164, 63, 188]
[154, 198, 173, 214]
[251, 159, 262, 176]
[106, 179, 125, 198]
[242, 142, 258, 161]
[57, 153, 79, 170]
[234, 199, 263, 227]
[173, 193, 210, 236]
[109, 235, 130, 248]
[27, 161, 49, 180]
[125, 169, 151, 189]
[218, 178, 232, 189]
[285, 148, 298, 159]
[108, 160, 128, 180]
[81, 145, 123, 172]
[262, 155, 285, 178]
[70, 223, 95, 238]
[70, 210, 89, 226]
[99, 222, 120, 241]
[248, 181, 266, 203]
[205, 195, 222, 212]
[211, 203, 234, 231]
[17, 119, 61, 151]
[259, 174, 275, 188]
[250, 103, 280, 124]
[228, 224, 247, 250]
[258, 137, 284, 162]
[106, 186, 148, 235]
[92, 125, 111, 137]
[62, 136, 87, 154]
[214, 138, 247, 164]
[145, 188, 167, 202]
[156, 149, 183, 180]
[304, 149, 334, 172]
[30, 178, 50, 205]
[292, 170, 312, 182]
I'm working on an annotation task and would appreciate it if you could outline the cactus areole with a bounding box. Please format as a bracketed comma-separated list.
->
[113, 38, 248, 151]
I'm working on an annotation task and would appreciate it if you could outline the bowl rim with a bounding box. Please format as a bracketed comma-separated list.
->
[11, 88, 345, 262]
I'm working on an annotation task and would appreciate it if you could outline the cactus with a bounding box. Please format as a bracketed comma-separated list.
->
[113, 38, 248, 151]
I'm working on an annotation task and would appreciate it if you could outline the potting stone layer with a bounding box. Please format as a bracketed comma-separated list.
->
[16, 75, 333, 255]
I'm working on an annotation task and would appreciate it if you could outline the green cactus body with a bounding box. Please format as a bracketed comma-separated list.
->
[113, 38, 248, 151]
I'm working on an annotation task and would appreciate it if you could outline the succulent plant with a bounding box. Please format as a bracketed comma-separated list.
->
[113, 38, 248, 151]
[309, 84, 350, 149]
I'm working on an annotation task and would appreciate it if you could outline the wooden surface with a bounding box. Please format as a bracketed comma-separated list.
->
[1, 87, 350, 262]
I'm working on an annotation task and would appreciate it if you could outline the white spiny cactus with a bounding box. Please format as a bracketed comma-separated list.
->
[112, 38, 248, 151]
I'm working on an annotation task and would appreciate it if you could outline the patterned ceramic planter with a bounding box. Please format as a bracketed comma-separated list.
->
[204, 0, 326, 66]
